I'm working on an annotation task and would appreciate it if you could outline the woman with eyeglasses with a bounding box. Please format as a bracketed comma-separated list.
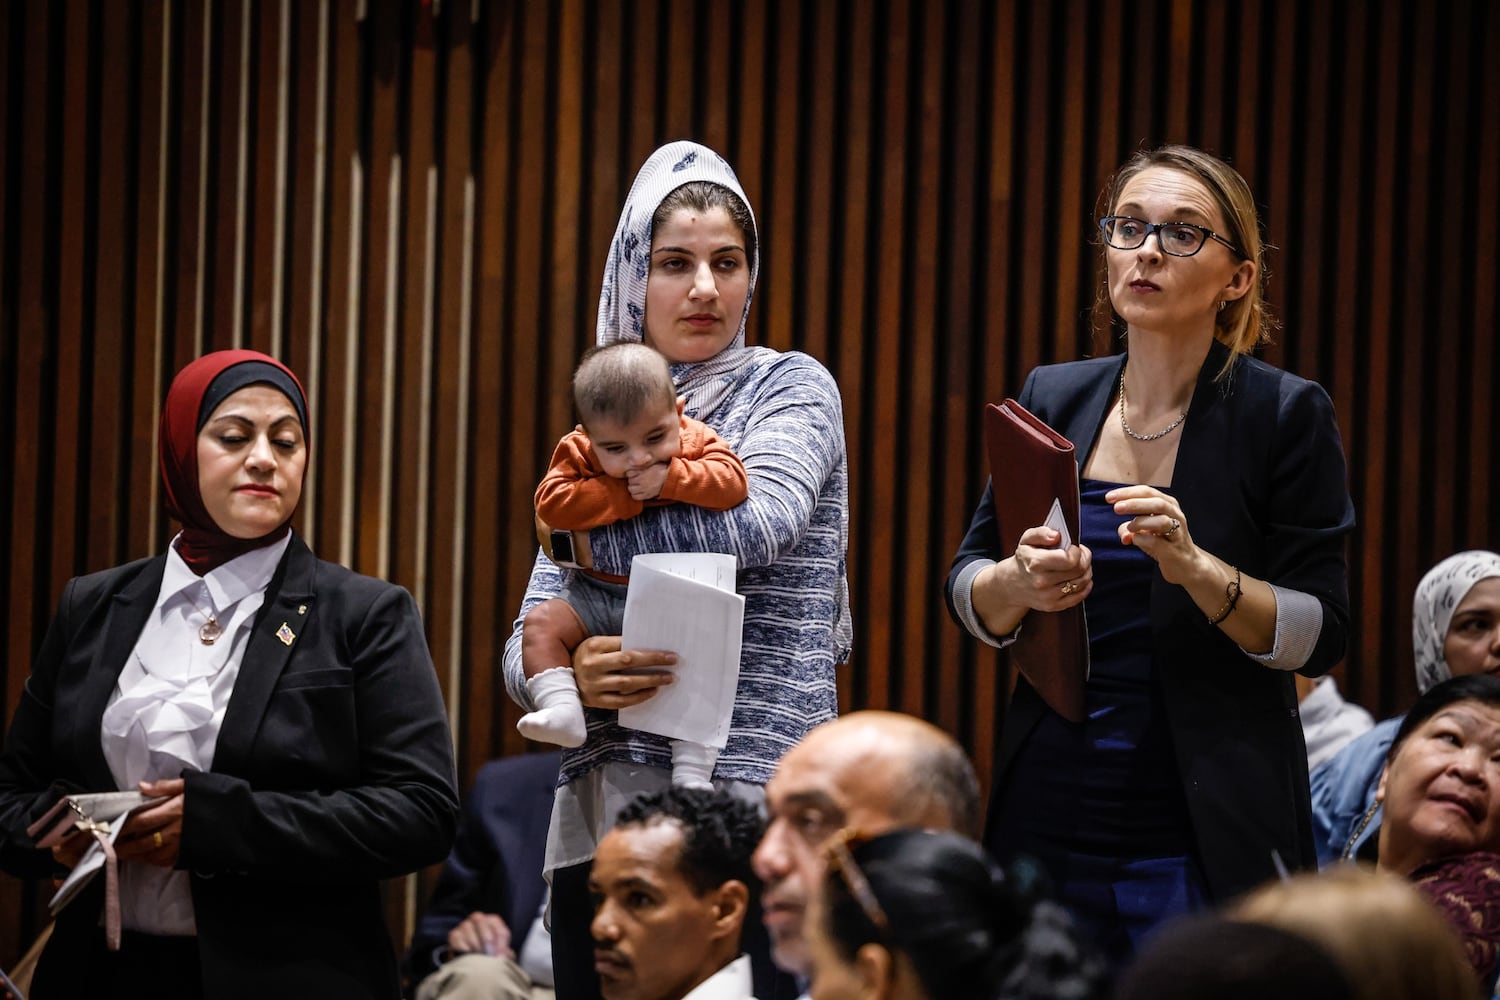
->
[805, 830, 1106, 1000]
[946, 145, 1354, 965]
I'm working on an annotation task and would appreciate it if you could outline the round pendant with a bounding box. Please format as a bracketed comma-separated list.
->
[198, 618, 222, 645]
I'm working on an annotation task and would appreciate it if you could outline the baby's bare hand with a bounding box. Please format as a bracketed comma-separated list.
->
[626, 462, 670, 500]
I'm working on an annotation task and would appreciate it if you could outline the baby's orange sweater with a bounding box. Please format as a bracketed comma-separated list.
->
[534, 416, 749, 530]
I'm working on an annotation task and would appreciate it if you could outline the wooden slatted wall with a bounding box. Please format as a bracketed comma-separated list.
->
[1, 0, 1496, 968]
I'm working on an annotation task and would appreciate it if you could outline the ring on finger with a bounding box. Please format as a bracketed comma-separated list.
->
[1162, 517, 1181, 538]
[1060, 581, 1077, 595]
[152, 831, 163, 849]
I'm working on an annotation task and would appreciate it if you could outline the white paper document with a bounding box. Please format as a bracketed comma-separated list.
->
[618, 553, 745, 749]
[1044, 496, 1072, 550]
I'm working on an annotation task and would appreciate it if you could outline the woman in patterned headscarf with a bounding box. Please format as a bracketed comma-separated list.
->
[502, 141, 851, 997]
[1311, 550, 1500, 865]
[1412, 552, 1500, 694]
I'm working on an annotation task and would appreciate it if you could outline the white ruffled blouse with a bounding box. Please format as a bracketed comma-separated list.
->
[99, 533, 289, 935]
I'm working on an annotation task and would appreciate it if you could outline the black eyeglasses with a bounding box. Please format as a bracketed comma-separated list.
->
[824, 828, 889, 931]
[1099, 215, 1247, 259]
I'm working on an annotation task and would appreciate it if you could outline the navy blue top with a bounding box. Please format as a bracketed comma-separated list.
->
[991, 479, 1193, 859]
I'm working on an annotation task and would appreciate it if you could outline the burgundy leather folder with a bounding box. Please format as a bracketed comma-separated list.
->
[983, 399, 1090, 722]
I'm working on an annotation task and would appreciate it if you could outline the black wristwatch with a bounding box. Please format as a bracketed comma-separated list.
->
[550, 528, 580, 568]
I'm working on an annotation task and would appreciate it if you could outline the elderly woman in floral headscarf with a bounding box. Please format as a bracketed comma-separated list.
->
[501, 141, 851, 997]
[1311, 550, 1500, 865]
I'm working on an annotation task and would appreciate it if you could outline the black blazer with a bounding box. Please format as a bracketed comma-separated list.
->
[0, 534, 460, 999]
[947, 341, 1355, 902]
[406, 750, 560, 983]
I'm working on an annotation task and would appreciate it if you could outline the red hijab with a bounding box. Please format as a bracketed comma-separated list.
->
[160, 350, 309, 575]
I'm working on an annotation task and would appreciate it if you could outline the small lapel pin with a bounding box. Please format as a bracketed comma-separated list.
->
[297, 604, 308, 615]
[276, 622, 296, 646]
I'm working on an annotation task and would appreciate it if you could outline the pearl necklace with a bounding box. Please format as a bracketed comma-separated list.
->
[1118, 367, 1188, 442]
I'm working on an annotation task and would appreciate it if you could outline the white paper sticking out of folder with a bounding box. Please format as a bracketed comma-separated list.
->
[1045, 497, 1072, 550]
[618, 553, 745, 749]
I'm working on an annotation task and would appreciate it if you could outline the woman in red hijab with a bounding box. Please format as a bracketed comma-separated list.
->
[0, 351, 459, 1000]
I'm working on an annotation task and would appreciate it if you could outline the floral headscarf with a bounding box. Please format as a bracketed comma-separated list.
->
[1413, 550, 1500, 692]
[595, 140, 772, 423]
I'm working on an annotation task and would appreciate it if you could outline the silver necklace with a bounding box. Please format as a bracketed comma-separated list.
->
[1118, 367, 1188, 442]
[1341, 800, 1381, 861]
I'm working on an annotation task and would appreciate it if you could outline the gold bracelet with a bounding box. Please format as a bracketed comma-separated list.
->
[1208, 566, 1242, 626]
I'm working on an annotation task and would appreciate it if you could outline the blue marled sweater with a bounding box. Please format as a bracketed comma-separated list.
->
[503, 348, 851, 786]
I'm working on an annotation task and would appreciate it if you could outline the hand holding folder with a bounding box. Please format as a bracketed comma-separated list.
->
[983, 399, 1090, 722]
[27, 790, 167, 951]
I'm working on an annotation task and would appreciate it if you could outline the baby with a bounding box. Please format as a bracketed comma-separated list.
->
[519, 343, 748, 788]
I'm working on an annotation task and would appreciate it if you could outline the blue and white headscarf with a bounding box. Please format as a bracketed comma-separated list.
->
[596, 140, 774, 423]
[1413, 550, 1500, 692]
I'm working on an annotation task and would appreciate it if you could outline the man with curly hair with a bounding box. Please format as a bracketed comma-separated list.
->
[589, 788, 764, 1000]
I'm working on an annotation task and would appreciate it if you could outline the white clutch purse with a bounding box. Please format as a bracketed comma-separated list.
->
[26, 790, 167, 950]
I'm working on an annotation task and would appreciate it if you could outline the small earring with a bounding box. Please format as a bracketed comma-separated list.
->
[1217, 299, 1227, 313]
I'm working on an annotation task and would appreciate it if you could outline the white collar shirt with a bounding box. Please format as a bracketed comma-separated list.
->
[680, 955, 757, 1000]
[99, 532, 290, 935]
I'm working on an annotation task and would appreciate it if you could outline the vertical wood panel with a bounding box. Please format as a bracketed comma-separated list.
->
[92, 0, 133, 570]
[934, 0, 982, 743]
[1326, 0, 1366, 703]
[1429, 1, 1466, 561]
[465, 0, 515, 770]
[1393, 1, 1434, 711]
[175, 0, 208, 363]
[2, 0, 1498, 970]
[285, 0, 324, 386]
[1358, 1, 1402, 712]
[900, 0, 942, 719]
[247, 0, 282, 355]
[431, 0, 477, 762]
[396, 3, 438, 597]
[212, 0, 247, 349]
[129, 0, 171, 560]
[1469, 4, 1500, 550]
[830, 0, 873, 711]
[863, 0, 906, 708]
[6, 0, 52, 746]
[51, 0, 90, 596]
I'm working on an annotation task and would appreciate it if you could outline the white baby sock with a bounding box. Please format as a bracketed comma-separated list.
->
[517, 667, 588, 748]
[670, 740, 720, 790]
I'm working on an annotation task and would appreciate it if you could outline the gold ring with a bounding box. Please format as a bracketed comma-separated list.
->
[1060, 581, 1076, 595]
[1162, 517, 1181, 538]
[152, 831, 163, 849]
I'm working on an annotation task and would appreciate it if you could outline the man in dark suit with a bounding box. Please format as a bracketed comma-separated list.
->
[408, 751, 561, 1000]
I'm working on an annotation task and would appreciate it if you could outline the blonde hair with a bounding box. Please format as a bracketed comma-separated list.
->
[1096, 145, 1277, 377]
[1232, 867, 1475, 1000]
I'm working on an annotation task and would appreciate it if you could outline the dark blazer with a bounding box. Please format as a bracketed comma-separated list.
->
[0, 534, 460, 999]
[947, 341, 1355, 902]
[406, 750, 560, 984]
